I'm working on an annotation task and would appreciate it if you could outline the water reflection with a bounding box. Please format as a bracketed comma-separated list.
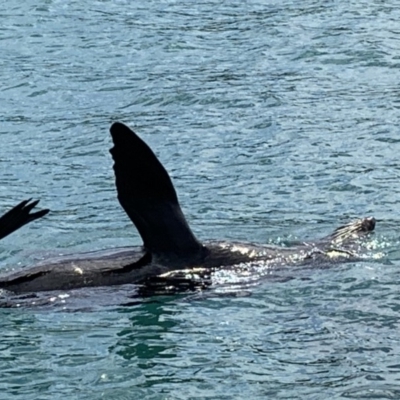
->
[113, 298, 182, 363]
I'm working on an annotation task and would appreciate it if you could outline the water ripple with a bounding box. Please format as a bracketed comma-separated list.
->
[1, 0, 400, 398]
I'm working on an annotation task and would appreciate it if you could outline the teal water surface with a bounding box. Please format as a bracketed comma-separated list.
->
[1, 0, 400, 398]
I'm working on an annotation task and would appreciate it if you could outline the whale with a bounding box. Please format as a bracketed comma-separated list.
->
[0, 123, 376, 294]
[0, 199, 49, 241]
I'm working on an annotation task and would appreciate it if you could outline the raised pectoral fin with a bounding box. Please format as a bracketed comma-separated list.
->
[0, 199, 49, 241]
[109, 122, 202, 258]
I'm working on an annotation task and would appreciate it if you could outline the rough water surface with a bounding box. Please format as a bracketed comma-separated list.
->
[1, 0, 400, 398]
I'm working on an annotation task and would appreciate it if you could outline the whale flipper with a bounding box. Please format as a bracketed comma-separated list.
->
[109, 122, 203, 260]
[0, 199, 49, 241]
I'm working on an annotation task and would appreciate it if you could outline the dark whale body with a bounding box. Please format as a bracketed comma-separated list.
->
[0, 123, 376, 294]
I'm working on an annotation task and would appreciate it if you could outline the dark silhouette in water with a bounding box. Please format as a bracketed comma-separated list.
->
[0, 199, 49, 241]
[0, 123, 376, 294]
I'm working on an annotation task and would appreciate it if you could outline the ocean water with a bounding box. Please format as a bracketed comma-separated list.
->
[1, 0, 400, 398]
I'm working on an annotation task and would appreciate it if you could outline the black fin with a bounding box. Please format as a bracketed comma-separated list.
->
[109, 122, 203, 258]
[0, 199, 50, 241]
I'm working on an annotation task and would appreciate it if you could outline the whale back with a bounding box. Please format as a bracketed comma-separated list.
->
[109, 122, 203, 260]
